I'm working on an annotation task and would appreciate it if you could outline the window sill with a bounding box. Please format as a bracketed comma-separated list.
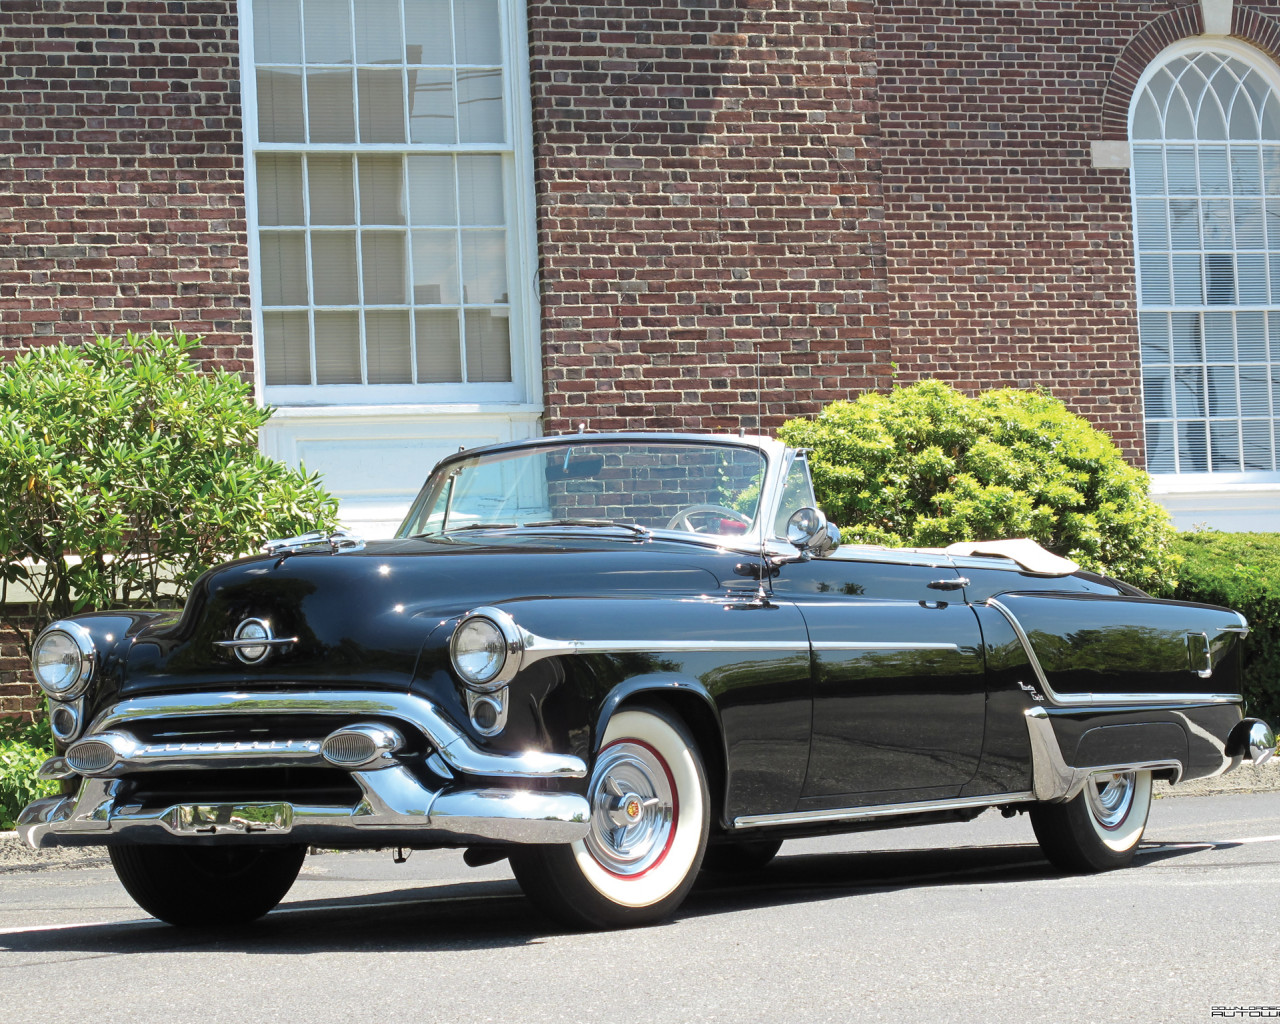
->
[264, 402, 543, 420]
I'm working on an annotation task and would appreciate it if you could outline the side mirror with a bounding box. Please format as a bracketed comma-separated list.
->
[785, 507, 841, 558]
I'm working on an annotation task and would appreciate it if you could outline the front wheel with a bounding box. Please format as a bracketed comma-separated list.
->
[1030, 769, 1153, 873]
[510, 707, 709, 929]
[109, 844, 307, 927]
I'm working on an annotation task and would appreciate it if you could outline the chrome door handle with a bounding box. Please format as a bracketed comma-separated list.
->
[927, 577, 969, 591]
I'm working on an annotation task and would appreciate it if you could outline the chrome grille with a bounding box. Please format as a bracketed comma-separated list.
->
[66, 740, 116, 774]
[320, 732, 377, 767]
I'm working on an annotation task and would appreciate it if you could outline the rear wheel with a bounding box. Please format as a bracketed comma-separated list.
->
[109, 844, 307, 927]
[1030, 769, 1153, 873]
[510, 707, 709, 929]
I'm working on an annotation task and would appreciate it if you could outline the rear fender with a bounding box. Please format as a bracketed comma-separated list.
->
[987, 592, 1247, 706]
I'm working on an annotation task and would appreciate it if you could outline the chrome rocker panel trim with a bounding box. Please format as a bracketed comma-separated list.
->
[17, 767, 590, 849]
[731, 791, 1037, 830]
[985, 598, 1244, 708]
[82, 690, 587, 780]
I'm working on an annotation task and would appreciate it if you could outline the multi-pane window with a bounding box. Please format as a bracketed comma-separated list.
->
[247, 0, 521, 399]
[1132, 50, 1280, 474]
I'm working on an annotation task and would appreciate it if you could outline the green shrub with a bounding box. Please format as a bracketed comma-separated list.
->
[1169, 531, 1280, 724]
[0, 717, 55, 830]
[778, 381, 1179, 592]
[0, 332, 339, 652]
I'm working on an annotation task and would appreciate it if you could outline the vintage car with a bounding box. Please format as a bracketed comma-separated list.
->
[17, 432, 1277, 929]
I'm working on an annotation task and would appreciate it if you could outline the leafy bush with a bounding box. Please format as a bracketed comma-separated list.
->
[778, 381, 1179, 592]
[0, 332, 339, 652]
[0, 717, 55, 830]
[1168, 531, 1280, 724]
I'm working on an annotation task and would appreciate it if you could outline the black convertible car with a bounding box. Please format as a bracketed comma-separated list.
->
[18, 432, 1276, 928]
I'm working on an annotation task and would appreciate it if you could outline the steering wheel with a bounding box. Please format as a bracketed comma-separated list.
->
[664, 505, 752, 534]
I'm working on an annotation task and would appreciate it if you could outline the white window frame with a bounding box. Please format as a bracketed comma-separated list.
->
[1130, 38, 1280, 489]
[238, 0, 542, 412]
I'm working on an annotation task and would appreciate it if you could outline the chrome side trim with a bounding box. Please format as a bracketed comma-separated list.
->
[524, 637, 808, 658]
[469, 617, 954, 669]
[985, 598, 1243, 708]
[731, 791, 1036, 830]
[1023, 707, 1183, 801]
[810, 642, 962, 653]
[84, 690, 586, 779]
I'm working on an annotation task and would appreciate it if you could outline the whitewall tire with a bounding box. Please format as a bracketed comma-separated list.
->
[510, 706, 709, 928]
[1030, 769, 1153, 873]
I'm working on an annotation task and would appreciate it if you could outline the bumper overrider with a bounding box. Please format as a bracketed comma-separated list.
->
[17, 690, 590, 849]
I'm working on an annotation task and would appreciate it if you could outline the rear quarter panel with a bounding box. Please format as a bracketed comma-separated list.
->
[993, 591, 1246, 703]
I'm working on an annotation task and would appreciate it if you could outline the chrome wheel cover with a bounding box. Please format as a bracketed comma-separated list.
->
[584, 741, 675, 877]
[1085, 771, 1136, 830]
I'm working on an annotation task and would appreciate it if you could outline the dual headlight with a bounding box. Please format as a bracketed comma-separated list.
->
[31, 621, 96, 700]
[449, 607, 524, 691]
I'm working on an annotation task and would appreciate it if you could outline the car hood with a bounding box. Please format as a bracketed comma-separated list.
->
[117, 535, 726, 697]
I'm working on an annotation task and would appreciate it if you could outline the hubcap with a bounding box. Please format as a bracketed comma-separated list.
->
[1085, 771, 1136, 830]
[585, 741, 675, 877]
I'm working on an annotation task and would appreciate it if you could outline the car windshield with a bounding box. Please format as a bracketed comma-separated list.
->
[398, 440, 769, 538]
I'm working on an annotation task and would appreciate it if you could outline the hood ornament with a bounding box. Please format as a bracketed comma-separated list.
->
[262, 528, 365, 558]
[214, 618, 298, 665]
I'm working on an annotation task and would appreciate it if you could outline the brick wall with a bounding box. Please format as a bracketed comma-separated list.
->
[526, 0, 891, 435]
[0, 0, 252, 372]
[873, 1, 1201, 463]
[0, 610, 44, 718]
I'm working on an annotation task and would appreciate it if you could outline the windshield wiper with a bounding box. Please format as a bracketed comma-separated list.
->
[522, 519, 650, 538]
[438, 523, 520, 534]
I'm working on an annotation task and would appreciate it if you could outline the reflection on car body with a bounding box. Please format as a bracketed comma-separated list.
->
[19, 432, 1276, 928]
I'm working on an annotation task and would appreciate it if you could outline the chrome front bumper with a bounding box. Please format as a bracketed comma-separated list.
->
[17, 689, 590, 850]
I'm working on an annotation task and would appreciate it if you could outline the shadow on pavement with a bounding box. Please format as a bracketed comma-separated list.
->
[0, 839, 1216, 957]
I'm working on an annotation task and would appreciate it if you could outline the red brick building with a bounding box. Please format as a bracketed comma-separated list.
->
[3, 0, 1279, 535]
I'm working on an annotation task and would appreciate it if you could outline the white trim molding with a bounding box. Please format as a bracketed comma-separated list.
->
[1202, 0, 1233, 37]
[239, 0, 542, 410]
[260, 405, 542, 538]
[1150, 478, 1280, 530]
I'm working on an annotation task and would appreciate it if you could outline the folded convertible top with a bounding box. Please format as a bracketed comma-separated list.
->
[943, 538, 1080, 576]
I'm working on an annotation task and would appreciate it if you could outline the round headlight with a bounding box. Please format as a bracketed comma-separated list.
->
[449, 607, 522, 691]
[453, 618, 507, 684]
[32, 621, 95, 699]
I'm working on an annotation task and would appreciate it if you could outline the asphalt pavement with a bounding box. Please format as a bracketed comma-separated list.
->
[0, 789, 1276, 1024]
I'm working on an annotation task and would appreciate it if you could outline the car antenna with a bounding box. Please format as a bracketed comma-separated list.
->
[757, 459, 778, 605]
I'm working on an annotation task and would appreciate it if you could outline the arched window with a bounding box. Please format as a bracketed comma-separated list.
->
[1131, 46, 1280, 476]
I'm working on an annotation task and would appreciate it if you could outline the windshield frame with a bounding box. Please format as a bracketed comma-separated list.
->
[397, 433, 795, 550]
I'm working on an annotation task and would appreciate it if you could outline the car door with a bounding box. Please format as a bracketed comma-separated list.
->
[770, 553, 987, 806]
